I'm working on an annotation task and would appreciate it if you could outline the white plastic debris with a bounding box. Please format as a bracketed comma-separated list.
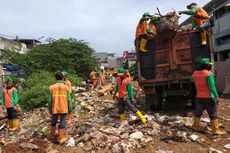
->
[129, 131, 144, 139]
[201, 117, 210, 123]
[224, 144, 230, 150]
[66, 137, 75, 147]
[189, 134, 199, 141]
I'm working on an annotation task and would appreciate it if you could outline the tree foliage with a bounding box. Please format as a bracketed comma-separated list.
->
[18, 70, 82, 111]
[0, 38, 98, 78]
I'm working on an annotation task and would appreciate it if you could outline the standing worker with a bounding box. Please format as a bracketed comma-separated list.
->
[1, 78, 20, 131]
[190, 58, 225, 135]
[89, 70, 98, 89]
[178, 3, 211, 45]
[48, 71, 72, 144]
[62, 71, 73, 125]
[113, 68, 147, 123]
[101, 69, 106, 86]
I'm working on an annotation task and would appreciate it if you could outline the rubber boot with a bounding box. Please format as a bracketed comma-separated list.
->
[9, 119, 20, 131]
[8, 119, 13, 129]
[189, 117, 200, 131]
[211, 119, 226, 135]
[139, 39, 148, 52]
[200, 31, 207, 45]
[58, 129, 68, 144]
[119, 114, 126, 121]
[49, 126, 56, 140]
[136, 111, 147, 123]
[67, 113, 73, 125]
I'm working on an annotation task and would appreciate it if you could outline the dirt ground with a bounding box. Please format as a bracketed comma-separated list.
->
[1, 96, 230, 153]
[132, 98, 230, 153]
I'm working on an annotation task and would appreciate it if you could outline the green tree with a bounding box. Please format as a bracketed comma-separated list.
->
[0, 38, 98, 78]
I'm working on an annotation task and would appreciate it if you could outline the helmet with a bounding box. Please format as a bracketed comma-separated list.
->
[142, 12, 150, 18]
[62, 71, 68, 77]
[187, 3, 197, 9]
[199, 58, 213, 65]
[55, 71, 63, 80]
[117, 68, 125, 76]
[5, 77, 13, 83]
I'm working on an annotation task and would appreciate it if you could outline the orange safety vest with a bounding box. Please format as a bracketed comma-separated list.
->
[135, 21, 147, 39]
[65, 79, 72, 93]
[194, 7, 209, 26]
[49, 83, 70, 114]
[101, 73, 106, 86]
[192, 70, 212, 98]
[148, 23, 157, 34]
[3, 87, 17, 108]
[116, 77, 131, 98]
[90, 71, 97, 80]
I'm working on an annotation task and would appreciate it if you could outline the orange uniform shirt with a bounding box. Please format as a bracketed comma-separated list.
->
[3, 87, 17, 108]
[194, 7, 209, 26]
[116, 77, 132, 98]
[49, 83, 70, 114]
[192, 70, 212, 98]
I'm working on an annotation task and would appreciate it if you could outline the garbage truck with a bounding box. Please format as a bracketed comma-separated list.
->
[135, 12, 213, 110]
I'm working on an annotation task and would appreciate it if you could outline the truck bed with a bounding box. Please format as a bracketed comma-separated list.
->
[137, 30, 211, 85]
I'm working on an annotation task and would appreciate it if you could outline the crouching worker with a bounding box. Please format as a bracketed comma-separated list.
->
[1, 78, 20, 131]
[190, 58, 225, 135]
[48, 71, 72, 144]
[113, 68, 147, 123]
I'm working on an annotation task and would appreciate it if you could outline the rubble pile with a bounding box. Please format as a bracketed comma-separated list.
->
[0, 86, 229, 153]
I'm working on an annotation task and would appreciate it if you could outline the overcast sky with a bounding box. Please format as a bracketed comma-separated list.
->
[0, 0, 210, 55]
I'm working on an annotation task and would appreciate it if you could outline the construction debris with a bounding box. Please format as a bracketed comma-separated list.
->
[0, 86, 229, 153]
[98, 83, 115, 96]
[156, 11, 179, 40]
[19, 142, 39, 150]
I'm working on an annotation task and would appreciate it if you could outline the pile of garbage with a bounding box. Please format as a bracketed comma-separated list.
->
[156, 11, 179, 40]
[1, 86, 229, 153]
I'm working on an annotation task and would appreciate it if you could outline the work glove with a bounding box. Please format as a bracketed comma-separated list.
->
[178, 11, 183, 15]
[214, 97, 219, 105]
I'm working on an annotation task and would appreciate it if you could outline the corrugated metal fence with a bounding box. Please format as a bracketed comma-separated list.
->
[215, 58, 230, 94]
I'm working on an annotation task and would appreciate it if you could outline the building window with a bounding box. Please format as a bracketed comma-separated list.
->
[218, 50, 230, 61]
[217, 34, 230, 45]
[215, 4, 230, 19]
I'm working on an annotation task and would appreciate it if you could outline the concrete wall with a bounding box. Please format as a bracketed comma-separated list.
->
[213, 12, 230, 52]
[0, 37, 27, 54]
[215, 58, 230, 93]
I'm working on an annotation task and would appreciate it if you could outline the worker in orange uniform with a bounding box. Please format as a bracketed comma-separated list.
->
[89, 70, 97, 89]
[113, 68, 147, 123]
[48, 71, 72, 144]
[178, 3, 211, 45]
[135, 12, 158, 52]
[1, 78, 20, 131]
[190, 58, 225, 135]
[101, 69, 106, 86]
[62, 71, 73, 125]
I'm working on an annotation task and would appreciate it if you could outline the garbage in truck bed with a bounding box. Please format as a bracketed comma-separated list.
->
[156, 11, 179, 40]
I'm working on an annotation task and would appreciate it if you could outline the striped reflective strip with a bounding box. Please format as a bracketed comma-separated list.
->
[52, 94, 67, 97]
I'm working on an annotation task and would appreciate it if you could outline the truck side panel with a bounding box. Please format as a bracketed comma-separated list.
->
[137, 30, 211, 84]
